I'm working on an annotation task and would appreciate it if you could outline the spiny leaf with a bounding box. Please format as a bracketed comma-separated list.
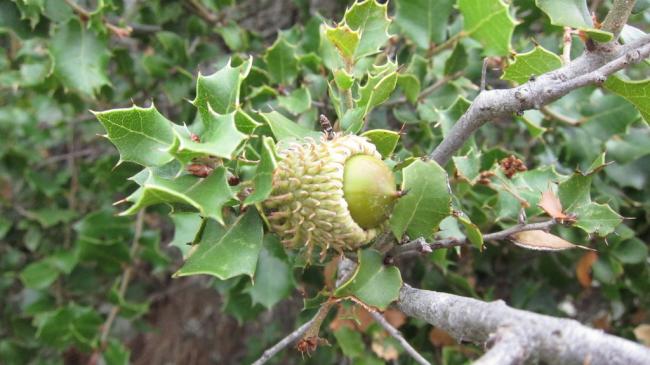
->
[174, 209, 264, 280]
[94, 104, 175, 167]
[343, 0, 391, 59]
[246, 235, 295, 308]
[169, 212, 203, 258]
[390, 159, 452, 240]
[121, 166, 234, 224]
[535, 0, 613, 42]
[264, 33, 299, 85]
[278, 88, 312, 115]
[193, 58, 252, 121]
[50, 19, 110, 96]
[502, 46, 562, 84]
[169, 110, 246, 164]
[261, 111, 320, 141]
[244, 137, 278, 205]
[394, 0, 454, 49]
[456, 214, 484, 250]
[357, 61, 398, 114]
[458, 0, 517, 56]
[511, 230, 594, 251]
[574, 202, 623, 236]
[334, 249, 402, 310]
[325, 23, 360, 62]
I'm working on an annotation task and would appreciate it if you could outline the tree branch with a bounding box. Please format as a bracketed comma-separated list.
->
[473, 327, 527, 365]
[601, 0, 637, 39]
[250, 308, 323, 365]
[388, 219, 557, 259]
[368, 310, 431, 365]
[397, 285, 650, 365]
[429, 35, 650, 166]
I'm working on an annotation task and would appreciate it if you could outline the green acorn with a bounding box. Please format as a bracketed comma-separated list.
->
[263, 134, 398, 254]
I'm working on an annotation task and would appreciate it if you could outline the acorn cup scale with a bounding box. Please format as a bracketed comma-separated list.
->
[263, 134, 398, 254]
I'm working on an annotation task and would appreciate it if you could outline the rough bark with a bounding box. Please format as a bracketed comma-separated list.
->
[397, 285, 650, 365]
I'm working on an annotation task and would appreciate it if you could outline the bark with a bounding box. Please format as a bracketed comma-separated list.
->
[397, 285, 650, 365]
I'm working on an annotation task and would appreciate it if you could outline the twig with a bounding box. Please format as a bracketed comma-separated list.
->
[64, 0, 132, 37]
[540, 106, 582, 125]
[562, 27, 573, 64]
[183, 0, 222, 25]
[473, 327, 527, 365]
[397, 284, 650, 365]
[369, 310, 431, 365]
[384, 71, 463, 107]
[429, 35, 650, 166]
[480, 58, 489, 92]
[429, 31, 467, 57]
[601, 0, 637, 39]
[250, 305, 329, 365]
[97, 210, 145, 348]
[388, 219, 557, 259]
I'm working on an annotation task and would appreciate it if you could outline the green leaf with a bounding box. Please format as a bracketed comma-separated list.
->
[453, 150, 482, 183]
[334, 327, 365, 359]
[604, 76, 650, 123]
[34, 305, 102, 350]
[341, 107, 366, 133]
[169, 111, 246, 163]
[217, 21, 249, 52]
[396, 74, 421, 104]
[574, 202, 622, 236]
[278, 88, 312, 115]
[502, 46, 562, 84]
[262, 111, 320, 141]
[390, 159, 452, 240]
[244, 137, 278, 205]
[325, 24, 360, 61]
[122, 167, 234, 224]
[193, 58, 251, 121]
[103, 340, 130, 365]
[20, 260, 59, 290]
[394, 0, 454, 49]
[606, 128, 650, 163]
[361, 129, 400, 158]
[169, 212, 203, 258]
[357, 62, 398, 114]
[94, 105, 175, 167]
[334, 68, 355, 90]
[459, 0, 517, 56]
[334, 249, 402, 310]
[50, 19, 110, 96]
[174, 209, 264, 280]
[456, 214, 484, 250]
[246, 235, 294, 308]
[264, 34, 299, 85]
[535, 0, 613, 42]
[612, 239, 648, 264]
[445, 42, 468, 76]
[343, 0, 391, 59]
[235, 109, 262, 134]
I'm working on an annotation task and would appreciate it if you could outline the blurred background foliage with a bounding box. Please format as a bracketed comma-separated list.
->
[0, 0, 649, 364]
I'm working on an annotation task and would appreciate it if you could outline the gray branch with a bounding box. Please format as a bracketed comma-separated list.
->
[397, 285, 650, 365]
[250, 311, 319, 365]
[429, 35, 650, 166]
[601, 0, 637, 39]
[368, 310, 431, 365]
[389, 219, 557, 258]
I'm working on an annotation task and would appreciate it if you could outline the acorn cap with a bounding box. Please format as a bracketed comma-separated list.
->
[263, 133, 395, 253]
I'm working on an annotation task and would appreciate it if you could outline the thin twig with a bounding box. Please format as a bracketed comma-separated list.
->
[428, 31, 467, 57]
[384, 71, 464, 107]
[540, 106, 582, 125]
[369, 311, 431, 365]
[98, 210, 145, 346]
[562, 27, 573, 64]
[251, 305, 328, 365]
[480, 58, 489, 92]
[388, 219, 557, 259]
[64, 0, 132, 37]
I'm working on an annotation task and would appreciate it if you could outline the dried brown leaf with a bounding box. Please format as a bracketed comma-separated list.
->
[538, 189, 570, 220]
[576, 251, 598, 288]
[383, 309, 406, 328]
[633, 324, 650, 347]
[429, 327, 456, 347]
[511, 230, 594, 251]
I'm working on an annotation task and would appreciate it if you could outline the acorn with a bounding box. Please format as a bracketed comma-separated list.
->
[263, 133, 398, 254]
